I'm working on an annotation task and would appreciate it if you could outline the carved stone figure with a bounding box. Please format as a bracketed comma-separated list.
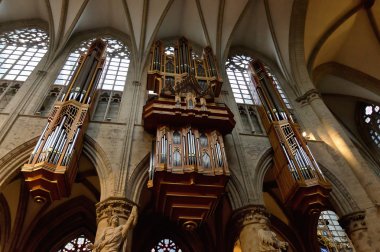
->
[257, 218, 288, 252]
[92, 205, 138, 252]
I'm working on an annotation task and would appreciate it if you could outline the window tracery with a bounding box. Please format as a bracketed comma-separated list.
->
[362, 104, 380, 148]
[0, 28, 49, 81]
[226, 55, 258, 105]
[41, 37, 130, 120]
[151, 238, 182, 252]
[57, 234, 93, 252]
[317, 211, 353, 251]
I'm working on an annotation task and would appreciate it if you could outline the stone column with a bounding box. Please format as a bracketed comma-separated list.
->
[340, 211, 373, 252]
[297, 89, 380, 205]
[232, 205, 288, 252]
[93, 197, 138, 252]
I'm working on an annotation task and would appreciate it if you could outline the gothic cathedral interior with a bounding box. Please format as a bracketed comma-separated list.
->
[0, 0, 379, 252]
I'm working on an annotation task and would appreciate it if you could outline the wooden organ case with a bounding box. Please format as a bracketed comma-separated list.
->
[22, 39, 106, 203]
[143, 38, 235, 230]
[249, 60, 332, 246]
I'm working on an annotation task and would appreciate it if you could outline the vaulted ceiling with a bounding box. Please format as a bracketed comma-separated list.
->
[0, 0, 378, 94]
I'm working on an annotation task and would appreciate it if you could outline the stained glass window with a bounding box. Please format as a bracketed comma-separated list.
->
[151, 238, 182, 252]
[317, 211, 353, 251]
[362, 104, 380, 148]
[0, 28, 49, 81]
[58, 234, 93, 252]
[54, 37, 130, 91]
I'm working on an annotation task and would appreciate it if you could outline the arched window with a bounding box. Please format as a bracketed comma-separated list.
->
[361, 103, 380, 148]
[151, 238, 182, 252]
[0, 28, 49, 81]
[0, 28, 48, 111]
[57, 234, 93, 252]
[40, 37, 130, 119]
[317, 211, 353, 251]
[225, 55, 258, 105]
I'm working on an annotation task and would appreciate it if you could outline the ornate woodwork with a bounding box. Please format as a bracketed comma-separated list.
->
[22, 39, 107, 203]
[248, 60, 331, 215]
[144, 38, 235, 230]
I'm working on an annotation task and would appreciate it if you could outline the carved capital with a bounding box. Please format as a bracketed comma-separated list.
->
[340, 210, 367, 234]
[295, 89, 321, 105]
[232, 205, 270, 229]
[95, 197, 137, 224]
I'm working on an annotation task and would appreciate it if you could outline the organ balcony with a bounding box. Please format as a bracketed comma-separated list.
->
[22, 39, 106, 203]
[248, 60, 331, 215]
[144, 38, 234, 230]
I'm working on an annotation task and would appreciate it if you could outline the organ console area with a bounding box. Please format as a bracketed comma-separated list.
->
[248, 59, 331, 244]
[144, 38, 235, 230]
[22, 39, 106, 203]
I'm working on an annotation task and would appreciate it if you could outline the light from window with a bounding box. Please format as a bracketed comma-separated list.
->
[151, 238, 182, 252]
[317, 211, 353, 251]
[54, 37, 130, 92]
[58, 234, 93, 252]
[0, 28, 49, 81]
[363, 104, 380, 148]
[225, 55, 258, 105]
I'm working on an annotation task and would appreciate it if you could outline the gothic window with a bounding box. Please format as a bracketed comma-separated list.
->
[264, 66, 292, 109]
[226, 55, 258, 105]
[151, 238, 182, 252]
[57, 234, 93, 252]
[361, 103, 380, 148]
[317, 211, 353, 251]
[0, 28, 49, 81]
[54, 37, 130, 90]
[43, 37, 130, 120]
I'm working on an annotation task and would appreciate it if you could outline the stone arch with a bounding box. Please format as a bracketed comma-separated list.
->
[0, 194, 11, 252]
[18, 196, 96, 252]
[226, 172, 248, 210]
[0, 135, 113, 200]
[252, 147, 274, 204]
[125, 153, 150, 205]
[318, 164, 360, 217]
[288, 0, 315, 94]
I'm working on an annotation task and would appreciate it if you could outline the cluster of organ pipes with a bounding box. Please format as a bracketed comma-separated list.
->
[150, 38, 219, 78]
[22, 39, 106, 202]
[149, 126, 229, 185]
[25, 39, 106, 170]
[249, 60, 326, 183]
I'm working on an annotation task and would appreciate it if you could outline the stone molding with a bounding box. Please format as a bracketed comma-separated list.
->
[95, 197, 137, 224]
[231, 204, 270, 229]
[295, 89, 321, 105]
[339, 210, 367, 234]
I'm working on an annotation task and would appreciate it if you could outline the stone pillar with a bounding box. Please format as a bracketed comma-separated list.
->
[232, 205, 288, 252]
[93, 197, 138, 252]
[340, 211, 373, 252]
[297, 89, 380, 205]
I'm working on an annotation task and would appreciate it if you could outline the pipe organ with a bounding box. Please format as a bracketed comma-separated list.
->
[248, 59, 331, 215]
[22, 39, 106, 203]
[144, 38, 235, 230]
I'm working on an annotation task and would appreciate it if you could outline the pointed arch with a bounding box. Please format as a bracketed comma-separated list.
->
[18, 196, 96, 252]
